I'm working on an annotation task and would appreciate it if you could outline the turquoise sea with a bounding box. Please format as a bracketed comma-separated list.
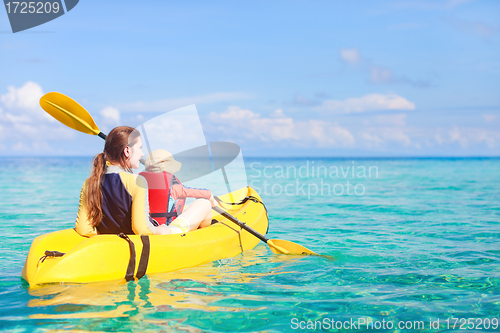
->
[0, 157, 499, 332]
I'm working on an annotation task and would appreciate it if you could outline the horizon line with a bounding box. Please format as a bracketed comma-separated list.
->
[0, 155, 499, 159]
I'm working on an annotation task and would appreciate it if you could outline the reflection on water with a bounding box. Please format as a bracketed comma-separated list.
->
[25, 246, 303, 331]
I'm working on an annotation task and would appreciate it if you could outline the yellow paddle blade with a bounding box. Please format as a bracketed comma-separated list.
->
[267, 239, 318, 256]
[40, 92, 101, 136]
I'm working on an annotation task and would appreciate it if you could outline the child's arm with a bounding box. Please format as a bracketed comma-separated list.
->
[170, 176, 211, 200]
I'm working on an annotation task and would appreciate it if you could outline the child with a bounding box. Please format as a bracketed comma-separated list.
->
[140, 149, 217, 234]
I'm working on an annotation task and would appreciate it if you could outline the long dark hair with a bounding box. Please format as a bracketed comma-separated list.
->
[86, 126, 140, 227]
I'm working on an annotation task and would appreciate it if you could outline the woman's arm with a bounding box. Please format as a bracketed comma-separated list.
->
[121, 173, 155, 235]
[75, 179, 98, 237]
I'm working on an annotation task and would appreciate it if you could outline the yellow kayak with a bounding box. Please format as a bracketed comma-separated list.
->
[22, 186, 268, 287]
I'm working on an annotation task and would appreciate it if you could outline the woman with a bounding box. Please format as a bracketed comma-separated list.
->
[75, 126, 215, 236]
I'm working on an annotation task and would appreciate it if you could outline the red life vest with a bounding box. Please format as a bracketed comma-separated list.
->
[139, 172, 186, 225]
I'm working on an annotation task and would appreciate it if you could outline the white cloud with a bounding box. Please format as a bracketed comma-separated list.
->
[271, 109, 285, 117]
[446, 126, 498, 148]
[0, 81, 43, 110]
[435, 132, 444, 145]
[209, 106, 295, 142]
[448, 126, 469, 148]
[360, 128, 413, 148]
[12, 142, 31, 152]
[482, 114, 496, 122]
[0, 81, 75, 153]
[305, 120, 355, 147]
[314, 94, 416, 113]
[339, 48, 430, 88]
[375, 114, 407, 126]
[121, 92, 253, 113]
[208, 106, 355, 147]
[100, 106, 121, 125]
[360, 122, 500, 151]
[362, 133, 384, 148]
[139, 105, 207, 155]
[429, 126, 499, 149]
[382, 129, 412, 146]
[11, 140, 53, 152]
[369, 65, 431, 88]
[340, 48, 361, 64]
[216, 106, 259, 121]
[370, 66, 394, 83]
[356, 112, 421, 149]
[449, 127, 468, 147]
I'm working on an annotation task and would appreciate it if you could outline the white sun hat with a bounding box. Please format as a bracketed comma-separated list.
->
[145, 149, 182, 174]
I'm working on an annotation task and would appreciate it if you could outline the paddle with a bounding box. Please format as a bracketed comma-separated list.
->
[212, 206, 316, 255]
[41, 92, 107, 139]
[39, 92, 319, 256]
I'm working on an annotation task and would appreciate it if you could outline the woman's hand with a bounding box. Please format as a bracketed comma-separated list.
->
[209, 193, 218, 208]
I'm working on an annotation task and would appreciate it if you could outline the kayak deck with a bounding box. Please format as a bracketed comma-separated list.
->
[22, 186, 268, 287]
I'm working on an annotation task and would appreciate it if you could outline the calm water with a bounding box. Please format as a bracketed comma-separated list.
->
[0, 157, 499, 332]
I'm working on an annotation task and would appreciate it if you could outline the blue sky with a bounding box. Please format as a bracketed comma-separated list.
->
[0, 0, 499, 156]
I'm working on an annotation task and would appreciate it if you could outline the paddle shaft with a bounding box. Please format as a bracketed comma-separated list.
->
[213, 206, 269, 243]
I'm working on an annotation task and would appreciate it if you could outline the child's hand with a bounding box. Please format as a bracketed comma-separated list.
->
[155, 224, 172, 235]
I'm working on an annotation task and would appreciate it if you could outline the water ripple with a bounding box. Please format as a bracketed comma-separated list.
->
[1, 157, 499, 332]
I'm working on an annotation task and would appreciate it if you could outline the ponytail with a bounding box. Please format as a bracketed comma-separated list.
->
[84, 126, 138, 227]
[87, 152, 107, 227]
